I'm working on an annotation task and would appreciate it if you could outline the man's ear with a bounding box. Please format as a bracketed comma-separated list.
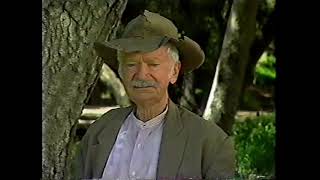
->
[170, 63, 181, 84]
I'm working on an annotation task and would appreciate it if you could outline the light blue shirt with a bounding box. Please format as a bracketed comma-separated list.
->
[101, 106, 168, 180]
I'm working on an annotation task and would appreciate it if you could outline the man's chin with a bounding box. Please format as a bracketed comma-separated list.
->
[129, 93, 158, 103]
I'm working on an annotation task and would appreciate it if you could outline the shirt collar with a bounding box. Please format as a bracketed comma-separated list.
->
[130, 105, 168, 129]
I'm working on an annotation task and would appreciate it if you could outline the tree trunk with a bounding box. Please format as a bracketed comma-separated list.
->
[203, 0, 258, 135]
[179, 73, 197, 112]
[42, 0, 127, 179]
[243, 10, 275, 88]
[100, 64, 130, 107]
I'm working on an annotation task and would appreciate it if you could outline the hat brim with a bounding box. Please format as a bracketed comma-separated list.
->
[171, 36, 205, 73]
[94, 36, 204, 73]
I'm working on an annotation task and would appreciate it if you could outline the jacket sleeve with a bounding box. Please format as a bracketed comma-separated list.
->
[202, 133, 236, 180]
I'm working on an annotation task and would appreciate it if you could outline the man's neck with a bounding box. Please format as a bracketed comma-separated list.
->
[135, 98, 168, 122]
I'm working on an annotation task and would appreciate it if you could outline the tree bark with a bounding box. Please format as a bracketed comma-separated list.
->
[100, 64, 130, 107]
[179, 73, 197, 112]
[42, 0, 127, 179]
[203, 0, 258, 135]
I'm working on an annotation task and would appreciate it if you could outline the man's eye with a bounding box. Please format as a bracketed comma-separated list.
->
[126, 63, 136, 67]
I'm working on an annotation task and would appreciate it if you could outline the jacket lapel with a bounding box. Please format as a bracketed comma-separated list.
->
[90, 107, 133, 178]
[157, 100, 188, 179]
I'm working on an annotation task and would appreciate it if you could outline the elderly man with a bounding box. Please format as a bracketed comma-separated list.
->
[73, 10, 235, 180]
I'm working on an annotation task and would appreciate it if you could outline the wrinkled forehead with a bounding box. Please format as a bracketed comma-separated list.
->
[121, 46, 171, 61]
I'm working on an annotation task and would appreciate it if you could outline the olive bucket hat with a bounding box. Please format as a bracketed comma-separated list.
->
[94, 10, 205, 73]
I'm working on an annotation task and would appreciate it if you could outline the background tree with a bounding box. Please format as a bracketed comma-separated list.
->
[203, 0, 258, 134]
[99, 64, 130, 107]
[42, 0, 127, 179]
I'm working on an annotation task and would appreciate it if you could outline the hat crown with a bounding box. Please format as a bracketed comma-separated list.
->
[122, 10, 179, 39]
[94, 10, 205, 74]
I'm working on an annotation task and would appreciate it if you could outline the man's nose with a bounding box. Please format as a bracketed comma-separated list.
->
[135, 63, 149, 79]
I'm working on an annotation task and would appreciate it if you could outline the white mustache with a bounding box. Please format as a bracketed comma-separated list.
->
[131, 80, 159, 88]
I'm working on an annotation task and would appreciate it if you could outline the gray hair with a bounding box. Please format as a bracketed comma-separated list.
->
[117, 42, 180, 78]
[165, 43, 180, 64]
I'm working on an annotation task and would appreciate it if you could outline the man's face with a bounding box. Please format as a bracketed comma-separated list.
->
[119, 46, 181, 105]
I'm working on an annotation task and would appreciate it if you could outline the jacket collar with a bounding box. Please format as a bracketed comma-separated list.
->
[156, 99, 187, 179]
[93, 106, 132, 177]
[92, 99, 187, 179]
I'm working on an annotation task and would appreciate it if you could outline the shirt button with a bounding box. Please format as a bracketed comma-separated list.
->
[132, 171, 136, 176]
[137, 144, 141, 149]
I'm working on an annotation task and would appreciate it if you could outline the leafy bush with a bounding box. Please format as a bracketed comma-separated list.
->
[233, 113, 275, 179]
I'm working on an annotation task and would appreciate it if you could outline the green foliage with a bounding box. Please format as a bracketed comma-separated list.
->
[254, 52, 276, 86]
[233, 113, 275, 178]
[266, 0, 276, 12]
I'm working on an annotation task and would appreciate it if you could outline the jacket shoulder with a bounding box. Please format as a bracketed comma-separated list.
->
[177, 105, 235, 178]
[84, 107, 131, 137]
[177, 105, 228, 139]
